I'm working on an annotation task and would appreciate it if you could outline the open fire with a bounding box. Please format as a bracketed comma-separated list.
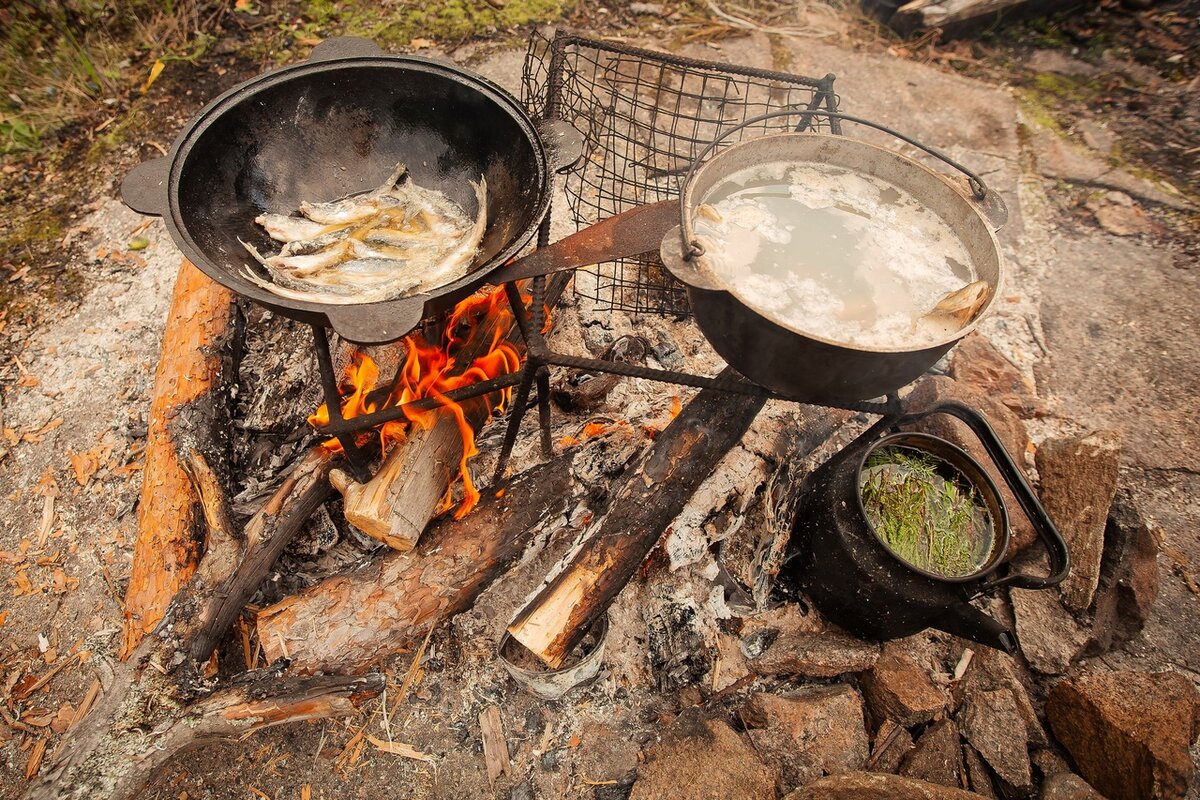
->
[309, 286, 522, 519]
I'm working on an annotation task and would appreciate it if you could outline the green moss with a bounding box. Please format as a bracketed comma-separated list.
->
[1014, 88, 1064, 134]
[3, 209, 64, 250]
[292, 0, 568, 49]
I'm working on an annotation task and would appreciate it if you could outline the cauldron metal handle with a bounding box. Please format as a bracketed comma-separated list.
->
[883, 400, 1071, 592]
[677, 109, 1003, 261]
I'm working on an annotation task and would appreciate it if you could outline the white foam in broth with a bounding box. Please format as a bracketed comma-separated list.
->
[694, 161, 978, 349]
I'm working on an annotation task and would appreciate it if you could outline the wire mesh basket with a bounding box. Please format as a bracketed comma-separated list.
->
[521, 30, 842, 316]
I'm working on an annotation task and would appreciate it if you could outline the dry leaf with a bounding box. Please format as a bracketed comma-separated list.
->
[68, 450, 100, 486]
[300, 785, 311, 800]
[0, 610, 8, 625]
[142, 58, 165, 94]
[37, 494, 55, 547]
[410, 38, 435, 48]
[49, 702, 75, 734]
[366, 735, 433, 762]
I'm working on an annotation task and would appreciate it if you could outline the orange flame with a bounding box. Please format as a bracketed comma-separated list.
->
[309, 286, 522, 519]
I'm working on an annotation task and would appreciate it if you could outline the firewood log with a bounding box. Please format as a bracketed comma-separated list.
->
[256, 453, 577, 674]
[507, 367, 766, 669]
[121, 261, 236, 659]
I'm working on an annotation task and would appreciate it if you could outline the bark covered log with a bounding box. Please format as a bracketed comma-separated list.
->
[122, 261, 237, 659]
[256, 453, 576, 674]
[507, 368, 766, 669]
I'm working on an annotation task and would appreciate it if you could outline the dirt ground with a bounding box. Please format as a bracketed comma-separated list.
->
[1, 2, 1198, 799]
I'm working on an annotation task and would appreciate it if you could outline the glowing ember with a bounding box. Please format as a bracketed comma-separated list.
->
[309, 286, 522, 518]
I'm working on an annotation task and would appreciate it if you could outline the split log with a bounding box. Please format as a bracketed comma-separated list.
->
[329, 273, 571, 552]
[256, 452, 577, 674]
[122, 261, 236, 658]
[507, 367, 766, 669]
[330, 414, 464, 551]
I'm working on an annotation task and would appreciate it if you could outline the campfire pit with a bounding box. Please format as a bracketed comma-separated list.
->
[35, 30, 1083, 800]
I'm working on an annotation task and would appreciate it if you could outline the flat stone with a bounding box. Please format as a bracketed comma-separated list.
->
[905, 376, 1036, 554]
[1045, 670, 1200, 800]
[750, 629, 881, 679]
[867, 719, 915, 774]
[1087, 490, 1161, 654]
[1010, 584, 1088, 675]
[862, 645, 948, 727]
[1089, 200, 1156, 237]
[1025, 49, 1103, 78]
[1040, 773, 1108, 800]
[743, 684, 869, 788]
[949, 333, 1048, 419]
[953, 648, 1047, 747]
[961, 745, 997, 799]
[957, 689, 1032, 791]
[1035, 431, 1122, 611]
[632, 711, 777, 800]
[783, 772, 989, 799]
[900, 719, 964, 789]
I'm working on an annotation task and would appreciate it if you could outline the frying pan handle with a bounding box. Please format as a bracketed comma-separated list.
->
[488, 200, 680, 284]
[308, 37, 385, 62]
[677, 109, 1006, 262]
[893, 400, 1071, 592]
[325, 296, 429, 344]
[120, 157, 169, 217]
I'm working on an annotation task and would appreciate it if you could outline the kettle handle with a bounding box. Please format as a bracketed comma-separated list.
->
[677, 109, 1005, 262]
[885, 400, 1070, 592]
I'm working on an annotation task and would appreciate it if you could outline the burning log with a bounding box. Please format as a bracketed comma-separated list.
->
[256, 453, 577, 674]
[507, 367, 767, 669]
[121, 261, 237, 658]
[324, 287, 527, 551]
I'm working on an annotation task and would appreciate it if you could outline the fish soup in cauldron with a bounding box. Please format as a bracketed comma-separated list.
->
[692, 161, 990, 350]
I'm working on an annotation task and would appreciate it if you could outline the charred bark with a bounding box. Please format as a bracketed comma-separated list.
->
[507, 367, 766, 669]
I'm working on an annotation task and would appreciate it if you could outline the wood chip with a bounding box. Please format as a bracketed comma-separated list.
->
[69, 680, 101, 730]
[300, 785, 311, 800]
[36, 494, 55, 547]
[12, 653, 79, 701]
[479, 705, 509, 787]
[366, 736, 433, 762]
[24, 737, 47, 780]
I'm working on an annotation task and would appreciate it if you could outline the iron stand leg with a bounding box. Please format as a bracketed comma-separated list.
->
[310, 324, 371, 481]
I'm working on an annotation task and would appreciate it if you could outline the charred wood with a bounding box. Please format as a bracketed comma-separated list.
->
[507, 366, 767, 669]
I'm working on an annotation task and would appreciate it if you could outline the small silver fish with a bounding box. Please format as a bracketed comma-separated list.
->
[255, 214, 346, 243]
[297, 163, 409, 225]
[240, 172, 487, 306]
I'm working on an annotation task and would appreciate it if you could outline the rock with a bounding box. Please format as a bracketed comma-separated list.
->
[953, 648, 1047, 747]
[1087, 490, 1161, 653]
[595, 772, 637, 800]
[510, 780, 535, 800]
[1075, 120, 1116, 156]
[1035, 431, 1122, 611]
[900, 719, 964, 789]
[1010, 584, 1088, 675]
[957, 689, 1032, 791]
[867, 719, 915, 774]
[961, 745, 997, 798]
[949, 333, 1048, 419]
[750, 629, 881, 679]
[1085, 193, 1156, 237]
[1045, 670, 1200, 800]
[1040, 773, 1108, 800]
[628, 2, 666, 14]
[783, 771, 990, 799]
[631, 711, 777, 800]
[1031, 748, 1072, 781]
[743, 684, 869, 787]
[861, 646, 947, 727]
[905, 376, 1036, 554]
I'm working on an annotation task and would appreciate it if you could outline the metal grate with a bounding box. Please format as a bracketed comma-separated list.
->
[521, 30, 841, 316]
